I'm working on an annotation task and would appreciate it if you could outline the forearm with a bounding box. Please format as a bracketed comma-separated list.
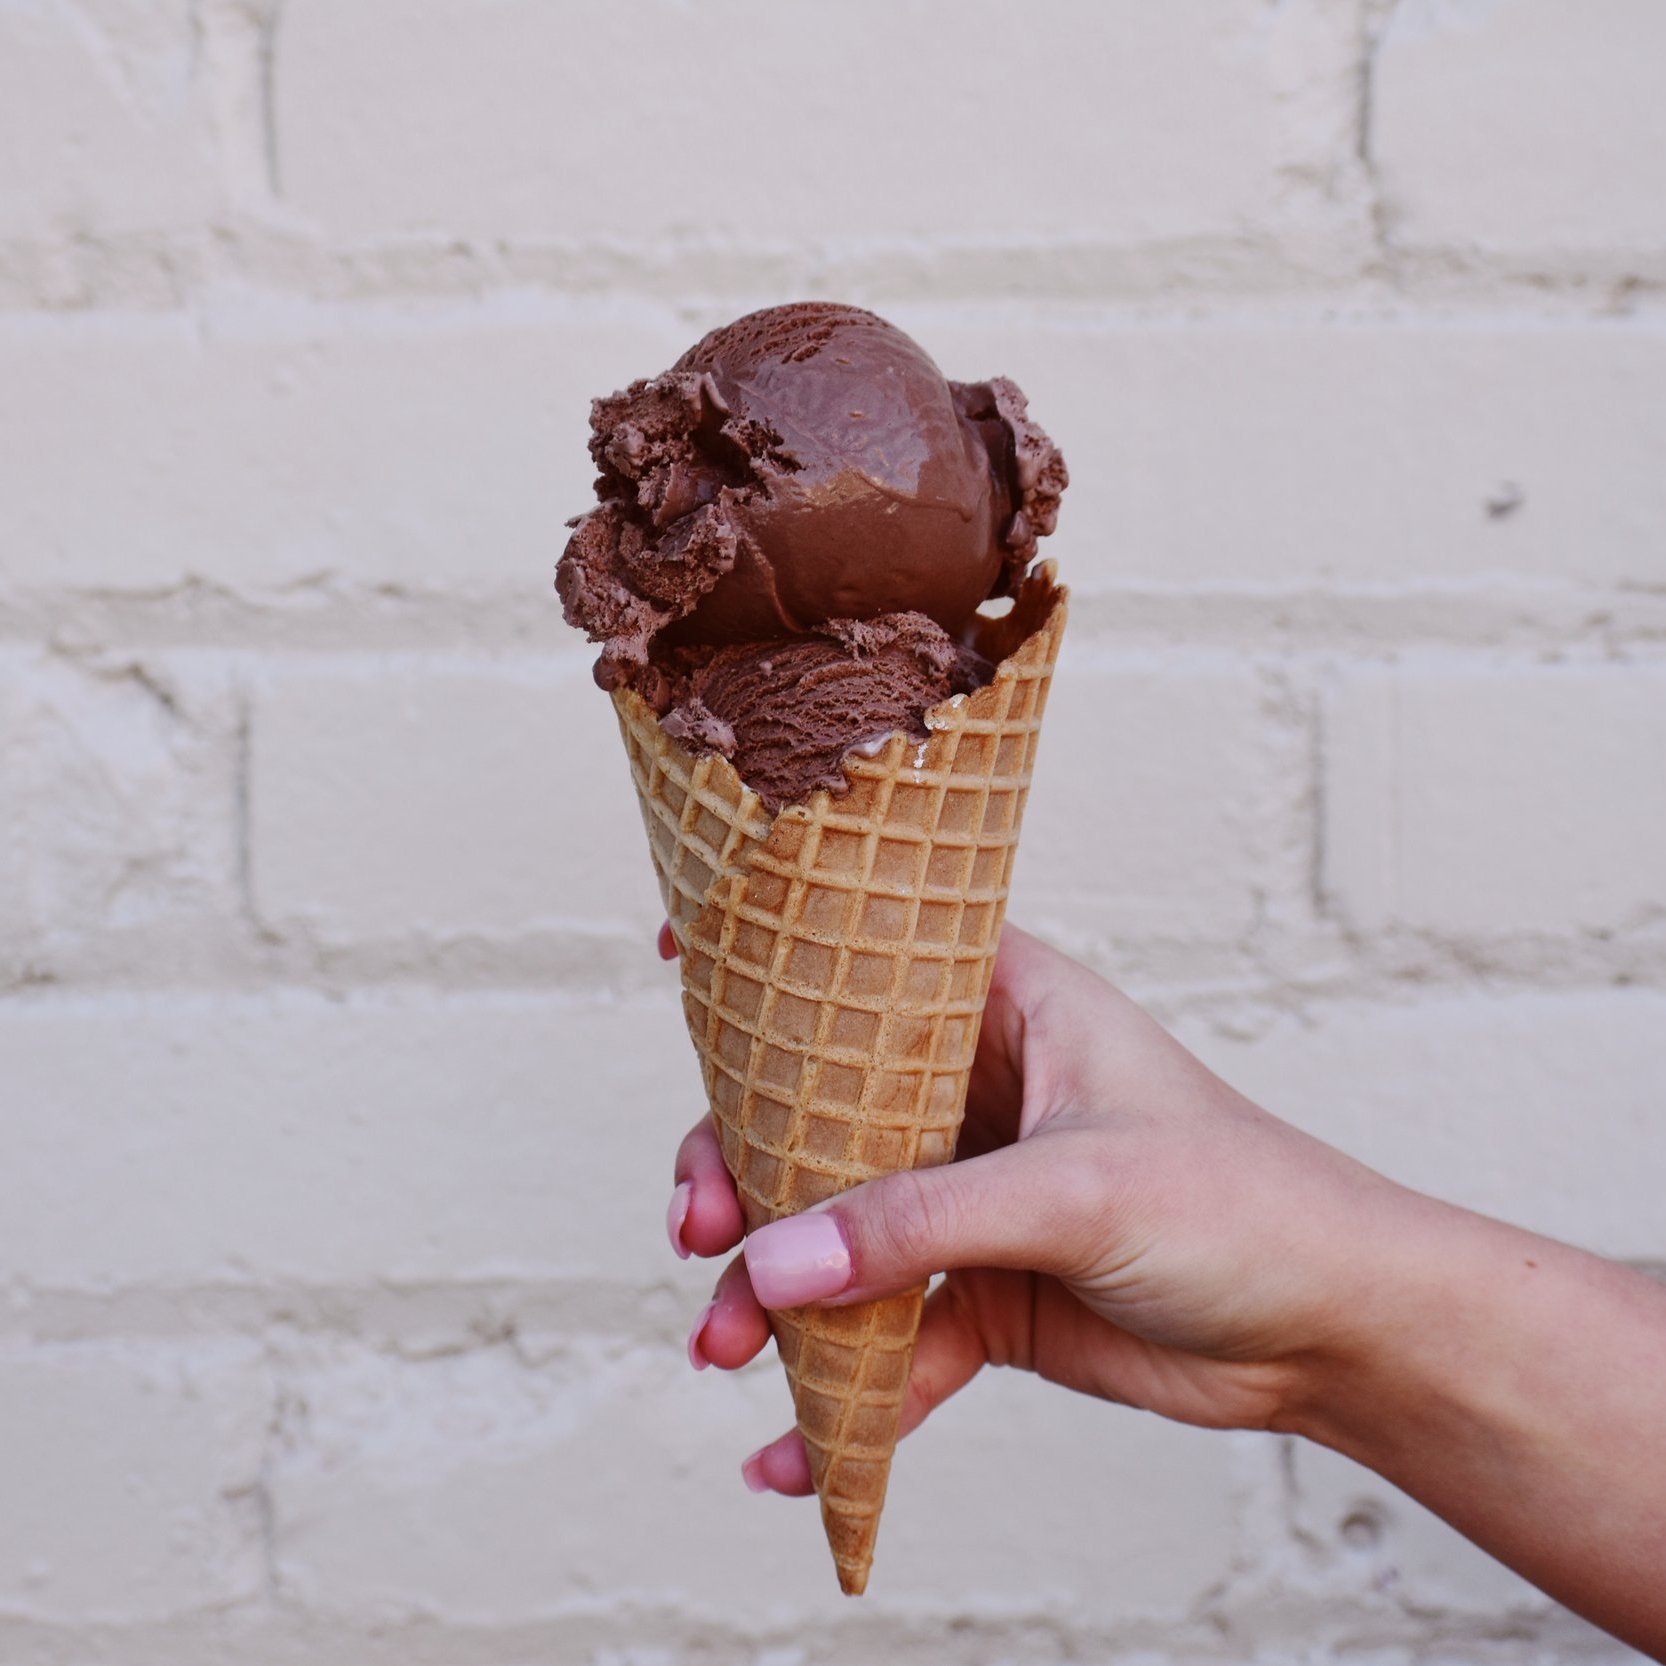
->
[1298, 1191, 1666, 1660]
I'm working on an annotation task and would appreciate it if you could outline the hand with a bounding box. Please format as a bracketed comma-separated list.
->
[660, 921, 1666, 1656]
[665, 922, 1403, 1493]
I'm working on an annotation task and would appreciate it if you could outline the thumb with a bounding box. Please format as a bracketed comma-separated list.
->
[743, 1132, 1095, 1309]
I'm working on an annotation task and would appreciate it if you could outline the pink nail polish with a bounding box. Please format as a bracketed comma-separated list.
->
[744, 1212, 851, 1307]
[741, 1449, 770, 1493]
[666, 1181, 693, 1260]
[687, 1300, 716, 1371]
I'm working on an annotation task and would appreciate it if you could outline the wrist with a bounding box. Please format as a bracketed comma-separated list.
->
[1270, 1185, 1502, 1458]
[1279, 1186, 1655, 1485]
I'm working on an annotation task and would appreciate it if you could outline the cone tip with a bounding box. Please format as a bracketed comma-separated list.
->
[838, 1562, 870, 1597]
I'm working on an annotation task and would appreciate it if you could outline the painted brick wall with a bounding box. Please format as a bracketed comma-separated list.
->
[1, 2, 1662, 1661]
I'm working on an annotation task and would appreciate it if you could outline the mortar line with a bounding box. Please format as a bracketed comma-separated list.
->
[258, 2, 284, 199]
[233, 685, 264, 940]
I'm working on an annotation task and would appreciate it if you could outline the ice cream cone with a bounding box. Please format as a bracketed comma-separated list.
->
[612, 566, 1067, 1595]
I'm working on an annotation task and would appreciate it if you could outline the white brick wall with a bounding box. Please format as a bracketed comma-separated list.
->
[248, 656, 663, 945]
[0, 1341, 271, 1622]
[272, 1352, 1237, 1626]
[1175, 990, 1666, 1261]
[0, 993, 695, 1287]
[1374, 0, 1666, 264]
[0, 305, 686, 597]
[275, 1, 1287, 248]
[1010, 649, 1296, 944]
[0, 1, 217, 241]
[1, 2, 1662, 1662]
[1322, 660, 1666, 937]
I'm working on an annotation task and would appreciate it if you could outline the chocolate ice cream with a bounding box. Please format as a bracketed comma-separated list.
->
[557, 302, 1067, 809]
[664, 615, 993, 813]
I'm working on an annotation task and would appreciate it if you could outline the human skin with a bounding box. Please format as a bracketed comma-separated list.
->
[663, 923, 1666, 1660]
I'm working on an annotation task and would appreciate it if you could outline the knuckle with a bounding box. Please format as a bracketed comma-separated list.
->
[1038, 1131, 1129, 1273]
[860, 1168, 958, 1281]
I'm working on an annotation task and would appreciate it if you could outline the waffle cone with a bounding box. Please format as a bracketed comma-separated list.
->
[612, 566, 1067, 1595]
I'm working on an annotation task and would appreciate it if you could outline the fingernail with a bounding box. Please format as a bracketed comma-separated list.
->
[666, 1181, 693, 1260]
[744, 1212, 851, 1307]
[686, 1300, 716, 1371]
[741, 1449, 770, 1493]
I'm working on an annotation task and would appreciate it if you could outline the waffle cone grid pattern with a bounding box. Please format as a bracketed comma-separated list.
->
[611, 577, 1066, 1595]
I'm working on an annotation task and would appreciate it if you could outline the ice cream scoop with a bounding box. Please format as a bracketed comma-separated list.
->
[557, 303, 1066, 711]
[662, 614, 994, 813]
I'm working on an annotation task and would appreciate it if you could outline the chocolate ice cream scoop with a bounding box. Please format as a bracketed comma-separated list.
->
[661, 613, 993, 814]
[557, 303, 1067, 692]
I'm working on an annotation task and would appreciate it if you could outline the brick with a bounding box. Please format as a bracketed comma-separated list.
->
[882, 1372, 1237, 1619]
[0, 651, 240, 979]
[11, 311, 1663, 606]
[0, 1, 216, 239]
[0, 1341, 269, 1622]
[0, 303, 690, 598]
[272, 1340, 1235, 1621]
[276, 0, 1286, 250]
[1008, 652, 1285, 943]
[0, 991, 699, 1289]
[249, 655, 660, 943]
[272, 1341, 839, 1621]
[1289, 1442, 1549, 1615]
[914, 315, 1666, 593]
[1322, 661, 1666, 936]
[1174, 990, 1666, 1260]
[1373, 0, 1666, 258]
